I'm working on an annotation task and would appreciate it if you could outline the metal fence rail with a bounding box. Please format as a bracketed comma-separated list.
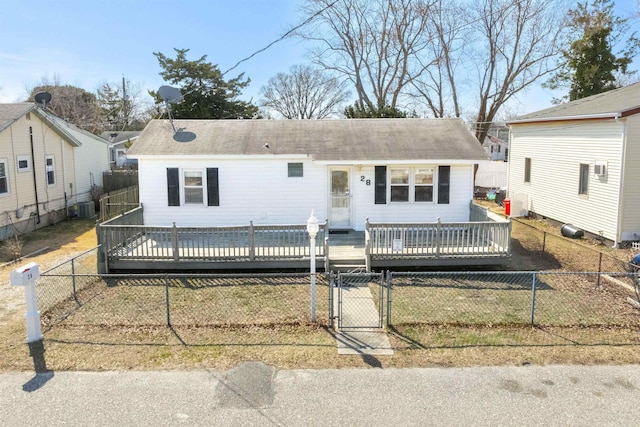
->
[388, 271, 640, 346]
[38, 272, 330, 329]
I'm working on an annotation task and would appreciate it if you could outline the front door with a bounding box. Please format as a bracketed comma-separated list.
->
[329, 168, 351, 229]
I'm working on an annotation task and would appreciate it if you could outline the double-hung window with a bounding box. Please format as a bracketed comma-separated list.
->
[414, 168, 434, 202]
[183, 170, 204, 204]
[167, 167, 219, 207]
[0, 159, 8, 195]
[46, 155, 55, 186]
[390, 167, 435, 203]
[390, 168, 410, 202]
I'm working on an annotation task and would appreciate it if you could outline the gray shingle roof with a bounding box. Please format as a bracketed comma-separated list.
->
[512, 81, 640, 122]
[99, 131, 141, 144]
[128, 118, 488, 162]
[0, 103, 36, 133]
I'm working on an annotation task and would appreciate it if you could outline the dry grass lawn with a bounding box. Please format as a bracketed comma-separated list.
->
[1, 214, 640, 372]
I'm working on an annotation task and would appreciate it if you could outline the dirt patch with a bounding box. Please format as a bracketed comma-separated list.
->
[0, 219, 97, 324]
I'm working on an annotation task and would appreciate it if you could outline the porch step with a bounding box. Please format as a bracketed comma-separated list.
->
[328, 260, 367, 273]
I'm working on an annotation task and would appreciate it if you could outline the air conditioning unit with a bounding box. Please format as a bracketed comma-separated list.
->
[77, 201, 96, 218]
[594, 163, 606, 176]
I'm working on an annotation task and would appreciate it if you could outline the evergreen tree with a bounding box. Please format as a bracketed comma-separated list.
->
[152, 48, 259, 119]
[546, 0, 639, 102]
[344, 101, 409, 118]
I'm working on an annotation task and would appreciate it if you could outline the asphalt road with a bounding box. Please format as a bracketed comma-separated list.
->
[1, 363, 639, 426]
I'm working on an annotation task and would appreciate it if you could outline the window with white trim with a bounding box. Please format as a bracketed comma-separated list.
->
[414, 168, 434, 202]
[390, 168, 410, 202]
[389, 167, 436, 203]
[183, 170, 204, 204]
[0, 159, 9, 195]
[17, 155, 31, 172]
[46, 155, 55, 186]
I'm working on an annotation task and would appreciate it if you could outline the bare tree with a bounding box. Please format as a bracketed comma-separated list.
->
[409, 0, 468, 117]
[97, 78, 152, 131]
[260, 65, 350, 119]
[300, 0, 436, 111]
[468, 0, 567, 143]
[26, 75, 102, 133]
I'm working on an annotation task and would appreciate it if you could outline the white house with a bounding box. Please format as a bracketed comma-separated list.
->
[0, 103, 110, 240]
[507, 82, 640, 245]
[127, 118, 489, 231]
[100, 131, 140, 168]
[482, 134, 509, 161]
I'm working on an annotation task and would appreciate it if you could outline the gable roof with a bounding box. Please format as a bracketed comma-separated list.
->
[510, 82, 640, 124]
[128, 118, 488, 162]
[0, 103, 37, 133]
[0, 102, 110, 147]
[100, 131, 141, 145]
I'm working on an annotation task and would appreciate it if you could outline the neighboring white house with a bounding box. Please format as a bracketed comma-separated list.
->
[127, 118, 489, 231]
[482, 134, 509, 161]
[100, 131, 140, 168]
[0, 103, 110, 240]
[507, 82, 640, 245]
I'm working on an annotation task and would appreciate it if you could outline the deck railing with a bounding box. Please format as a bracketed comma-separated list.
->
[97, 220, 328, 272]
[365, 217, 511, 270]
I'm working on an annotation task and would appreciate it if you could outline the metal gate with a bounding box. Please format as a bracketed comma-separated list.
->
[330, 272, 385, 330]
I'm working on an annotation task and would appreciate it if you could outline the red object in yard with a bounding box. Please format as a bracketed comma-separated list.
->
[504, 198, 511, 216]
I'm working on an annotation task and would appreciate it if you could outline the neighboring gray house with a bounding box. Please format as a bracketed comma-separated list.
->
[507, 82, 640, 245]
[127, 118, 490, 231]
[100, 131, 140, 168]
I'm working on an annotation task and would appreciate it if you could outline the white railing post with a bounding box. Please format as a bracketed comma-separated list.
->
[435, 218, 441, 258]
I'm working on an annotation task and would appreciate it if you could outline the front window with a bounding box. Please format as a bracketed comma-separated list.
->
[0, 160, 8, 194]
[579, 163, 589, 195]
[414, 168, 434, 202]
[524, 158, 531, 183]
[46, 155, 55, 186]
[183, 170, 203, 204]
[390, 168, 409, 202]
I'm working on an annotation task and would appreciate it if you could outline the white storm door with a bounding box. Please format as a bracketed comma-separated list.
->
[329, 168, 351, 228]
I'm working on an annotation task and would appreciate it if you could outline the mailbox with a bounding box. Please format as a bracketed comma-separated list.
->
[10, 262, 40, 287]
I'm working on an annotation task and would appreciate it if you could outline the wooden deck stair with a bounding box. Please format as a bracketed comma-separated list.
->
[328, 231, 367, 272]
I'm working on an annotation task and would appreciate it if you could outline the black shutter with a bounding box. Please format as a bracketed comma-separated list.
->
[375, 166, 387, 204]
[167, 168, 179, 206]
[438, 166, 450, 204]
[207, 167, 219, 206]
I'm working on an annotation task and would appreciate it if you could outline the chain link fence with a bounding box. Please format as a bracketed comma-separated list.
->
[389, 271, 640, 346]
[512, 220, 635, 273]
[38, 271, 330, 330]
[37, 247, 101, 313]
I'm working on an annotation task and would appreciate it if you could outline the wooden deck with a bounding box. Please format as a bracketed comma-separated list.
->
[97, 206, 511, 272]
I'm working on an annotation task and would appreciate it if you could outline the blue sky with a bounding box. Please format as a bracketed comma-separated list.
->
[1, 0, 638, 116]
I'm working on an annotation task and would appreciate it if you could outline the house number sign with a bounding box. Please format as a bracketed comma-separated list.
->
[360, 176, 371, 185]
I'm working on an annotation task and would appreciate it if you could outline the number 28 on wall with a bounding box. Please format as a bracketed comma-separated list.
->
[360, 176, 371, 186]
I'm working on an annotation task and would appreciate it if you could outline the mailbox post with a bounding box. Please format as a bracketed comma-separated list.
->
[10, 262, 42, 343]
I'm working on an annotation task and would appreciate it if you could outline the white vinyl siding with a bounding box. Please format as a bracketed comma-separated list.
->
[508, 120, 624, 241]
[619, 114, 640, 240]
[138, 158, 476, 232]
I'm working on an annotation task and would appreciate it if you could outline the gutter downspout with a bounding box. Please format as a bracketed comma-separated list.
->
[614, 114, 626, 248]
[29, 127, 41, 224]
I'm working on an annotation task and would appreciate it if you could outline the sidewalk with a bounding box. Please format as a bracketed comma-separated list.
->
[2, 364, 638, 426]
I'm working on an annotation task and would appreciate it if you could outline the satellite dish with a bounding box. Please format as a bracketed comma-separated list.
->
[158, 85, 183, 104]
[34, 91, 52, 108]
